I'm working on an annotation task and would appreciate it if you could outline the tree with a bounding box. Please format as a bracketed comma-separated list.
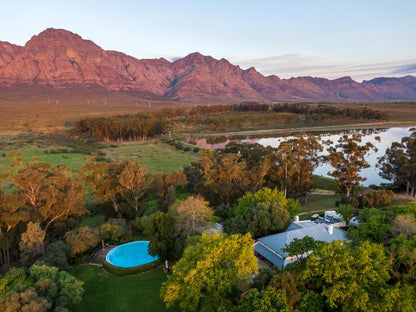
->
[151, 171, 187, 212]
[160, 233, 257, 312]
[65, 226, 100, 256]
[29, 264, 84, 307]
[0, 268, 31, 297]
[234, 187, 287, 216]
[225, 202, 290, 238]
[223, 142, 273, 192]
[197, 150, 251, 207]
[348, 208, 391, 243]
[41, 241, 71, 272]
[282, 236, 318, 263]
[391, 214, 416, 238]
[268, 134, 322, 199]
[170, 196, 215, 238]
[99, 218, 131, 242]
[83, 159, 124, 215]
[9, 160, 88, 232]
[0, 191, 29, 266]
[326, 134, 376, 196]
[245, 202, 290, 238]
[336, 204, 355, 225]
[379, 130, 416, 196]
[147, 213, 183, 262]
[388, 234, 416, 283]
[233, 187, 299, 218]
[118, 159, 151, 218]
[19, 222, 46, 265]
[230, 288, 293, 312]
[0, 265, 84, 312]
[268, 271, 301, 308]
[301, 240, 397, 312]
[0, 286, 51, 312]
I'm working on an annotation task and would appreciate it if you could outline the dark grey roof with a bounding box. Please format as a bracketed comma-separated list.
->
[257, 224, 349, 259]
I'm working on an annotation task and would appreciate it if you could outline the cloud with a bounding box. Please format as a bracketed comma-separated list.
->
[228, 53, 416, 81]
[392, 63, 416, 76]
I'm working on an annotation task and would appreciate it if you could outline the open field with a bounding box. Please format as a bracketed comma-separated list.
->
[0, 148, 86, 170]
[71, 265, 179, 312]
[102, 141, 199, 174]
[0, 88, 202, 133]
[300, 194, 343, 213]
[0, 141, 200, 174]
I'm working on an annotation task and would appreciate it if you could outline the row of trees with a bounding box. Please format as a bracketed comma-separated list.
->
[73, 114, 171, 142]
[72, 103, 387, 142]
[231, 103, 388, 121]
[184, 133, 378, 208]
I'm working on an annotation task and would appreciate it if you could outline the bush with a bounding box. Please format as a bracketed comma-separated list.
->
[175, 142, 184, 150]
[183, 146, 191, 152]
[193, 147, 201, 153]
[41, 241, 71, 271]
[337, 189, 396, 208]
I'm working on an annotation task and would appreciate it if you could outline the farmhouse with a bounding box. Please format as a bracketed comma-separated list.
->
[254, 218, 349, 268]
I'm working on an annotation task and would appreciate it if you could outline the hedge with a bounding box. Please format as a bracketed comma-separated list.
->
[102, 258, 161, 276]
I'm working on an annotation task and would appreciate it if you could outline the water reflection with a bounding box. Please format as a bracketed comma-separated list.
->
[184, 127, 415, 186]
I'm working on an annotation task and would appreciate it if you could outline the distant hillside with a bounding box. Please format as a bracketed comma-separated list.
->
[0, 28, 415, 102]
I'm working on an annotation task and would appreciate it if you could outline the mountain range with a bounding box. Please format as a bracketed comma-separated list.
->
[0, 28, 415, 102]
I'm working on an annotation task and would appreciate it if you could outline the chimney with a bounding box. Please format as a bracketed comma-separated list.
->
[328, 224, 333, 235]
[294, 215, 299, 223]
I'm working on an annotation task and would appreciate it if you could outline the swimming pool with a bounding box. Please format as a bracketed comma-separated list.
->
[105, 241, 158, 268]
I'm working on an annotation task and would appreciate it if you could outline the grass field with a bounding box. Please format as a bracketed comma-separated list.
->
[312, 175, 338, 191]
[0, 148, 86, 170]
[0, 141, 200, 174]
[300, 194, 343, 213]
[71, 265, 179, 312]
[102, 141, 199, 174]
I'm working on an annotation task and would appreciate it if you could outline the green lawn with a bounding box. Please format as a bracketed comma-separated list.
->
[71, 265, 179, 312]
[102, 141, 199, 173]
[300, 194, 342, 213]
[79, 213, 105, 228]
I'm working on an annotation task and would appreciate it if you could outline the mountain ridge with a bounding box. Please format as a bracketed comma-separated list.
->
[0, 28, 415, 102]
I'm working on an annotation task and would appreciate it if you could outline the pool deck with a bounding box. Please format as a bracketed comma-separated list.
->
[90, 245, 117, 266]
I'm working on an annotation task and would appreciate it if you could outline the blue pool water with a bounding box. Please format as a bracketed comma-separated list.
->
[106, 241, 158, 268]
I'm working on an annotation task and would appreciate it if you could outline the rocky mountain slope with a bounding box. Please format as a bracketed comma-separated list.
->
[0, 28, 415, 102]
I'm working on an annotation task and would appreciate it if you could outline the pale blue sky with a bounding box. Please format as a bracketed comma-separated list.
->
[1, 0, 415, 81]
